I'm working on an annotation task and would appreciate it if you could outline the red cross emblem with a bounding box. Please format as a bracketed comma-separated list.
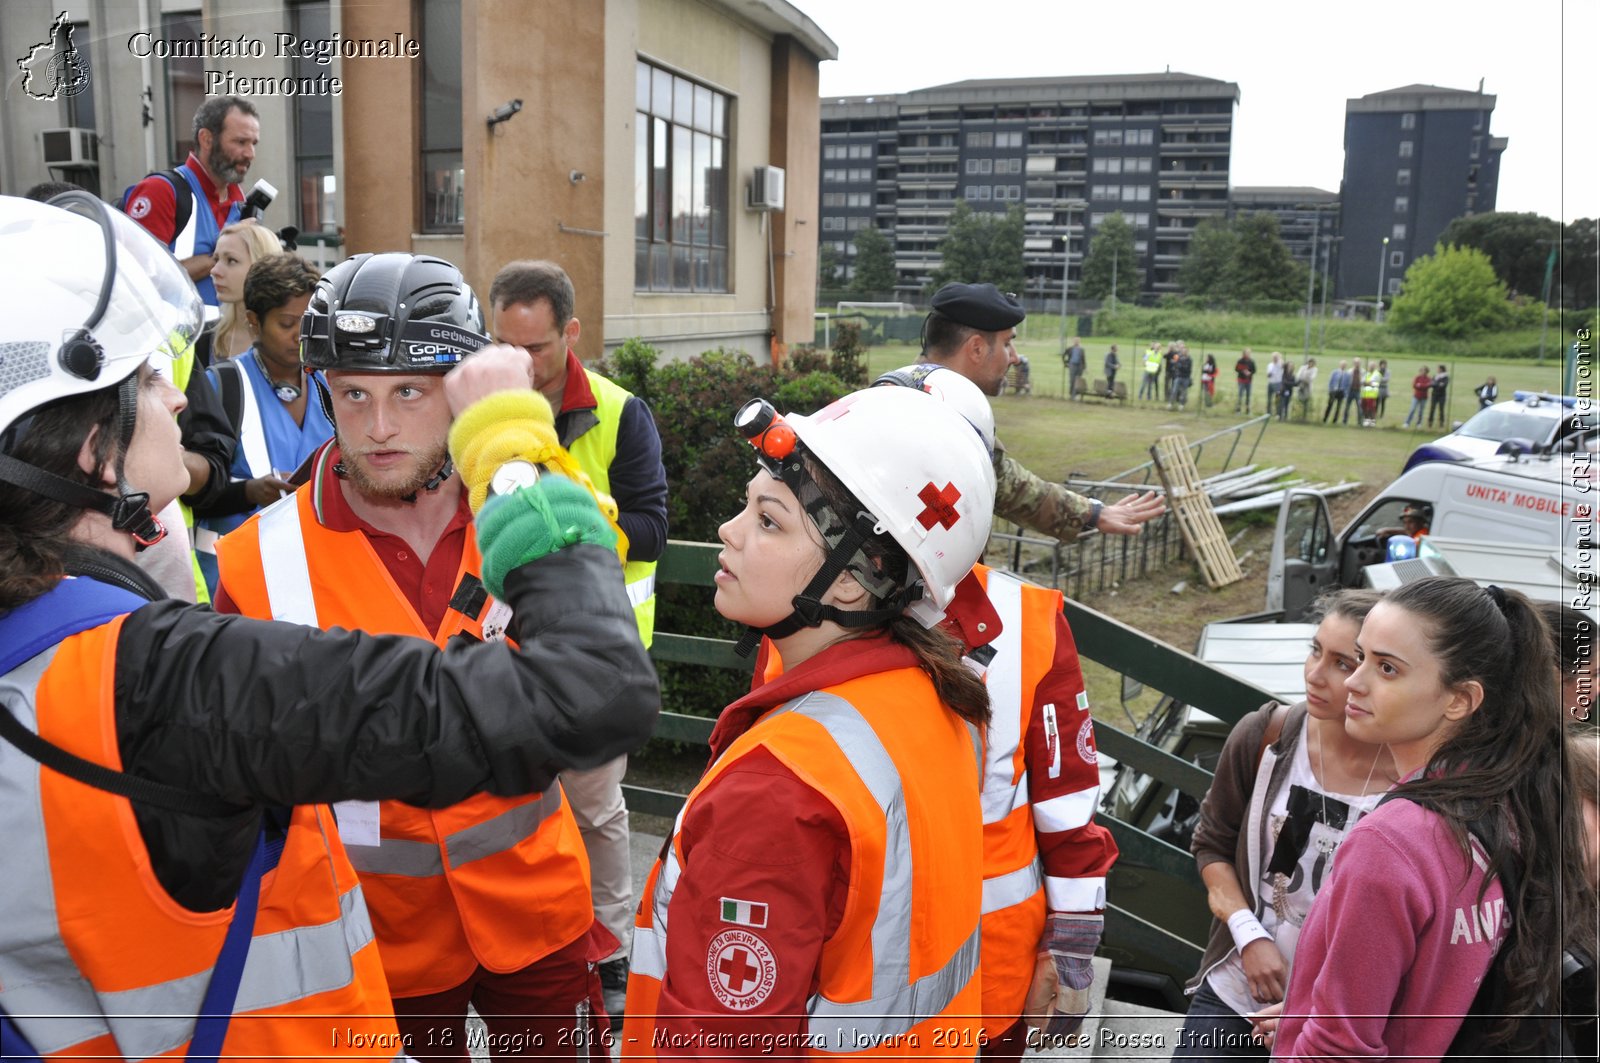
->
[717, 947, 760, 993]
[916, 482, 962, 530]
[706, 928, 778, 1009]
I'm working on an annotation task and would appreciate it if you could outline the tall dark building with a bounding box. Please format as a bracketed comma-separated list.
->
[819, 73, 1239, 302]
[1229, 187, 1340, 273]
[1337, 84, 1506, 301]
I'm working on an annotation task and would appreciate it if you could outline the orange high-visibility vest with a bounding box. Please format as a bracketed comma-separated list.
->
[970, 564, 1058, 1032]
[0, 616, 400, 1059]
[217, 487, 594, 996]
[622, 669, 984, 1058]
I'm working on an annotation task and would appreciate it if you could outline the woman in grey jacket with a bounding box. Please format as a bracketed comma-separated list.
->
[1172, 590, 1398, 1058]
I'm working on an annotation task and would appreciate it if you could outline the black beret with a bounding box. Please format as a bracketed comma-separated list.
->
[930, 282, 1026, 332]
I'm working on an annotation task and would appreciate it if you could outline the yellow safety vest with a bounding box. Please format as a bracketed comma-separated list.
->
[566, 368, 657, 645]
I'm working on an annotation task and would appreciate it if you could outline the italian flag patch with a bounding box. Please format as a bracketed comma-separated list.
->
[719, 897, 768, 928]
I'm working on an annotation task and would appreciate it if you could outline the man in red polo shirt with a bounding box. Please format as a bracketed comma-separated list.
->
[216, 252, 616, 1058]
[125, 95, 258, 307]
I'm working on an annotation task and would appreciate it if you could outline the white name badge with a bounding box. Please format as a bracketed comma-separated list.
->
[333, 800, 381, 847]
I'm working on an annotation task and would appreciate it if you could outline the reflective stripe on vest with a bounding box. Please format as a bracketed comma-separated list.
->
[256, 493, 319, 625]
[566, 368, 657, 644]
[625, 571, 656, 610]
[980, 572, 1027, 825]
[982, 861, 1045, 916]
[345, 784, 564, 876]
[0, 641, 387, 1059]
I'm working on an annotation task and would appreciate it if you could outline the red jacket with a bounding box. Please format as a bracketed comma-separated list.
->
[1412, 373, 1433, 400]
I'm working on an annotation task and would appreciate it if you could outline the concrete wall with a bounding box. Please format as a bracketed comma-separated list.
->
[768, 35, 820, 354]
[602, 0, 776, 363]
[338, 0, 415, 260]
[463, 0, 606, 356]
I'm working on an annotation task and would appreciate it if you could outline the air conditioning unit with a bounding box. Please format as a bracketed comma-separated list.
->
[41, 128, 98, 169]
[748, 165, 785, 212]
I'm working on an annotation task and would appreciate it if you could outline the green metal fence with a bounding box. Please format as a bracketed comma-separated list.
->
[628, 539, 1275, 1006]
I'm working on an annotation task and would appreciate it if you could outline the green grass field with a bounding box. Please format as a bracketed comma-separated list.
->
[859, 338, 1580, 722]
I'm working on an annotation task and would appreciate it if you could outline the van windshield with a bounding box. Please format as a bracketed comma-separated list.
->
[1456, 408, 1557, 443]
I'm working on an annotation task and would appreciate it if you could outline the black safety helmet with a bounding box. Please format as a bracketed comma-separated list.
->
[301, 252, 488, 374]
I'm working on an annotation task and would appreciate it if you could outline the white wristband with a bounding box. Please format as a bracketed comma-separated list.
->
[1227, 908, 1271, 951]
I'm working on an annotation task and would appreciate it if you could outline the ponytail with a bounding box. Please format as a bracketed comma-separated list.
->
[887, 615, 991, 727]
[1385, 578, 1592, 1042]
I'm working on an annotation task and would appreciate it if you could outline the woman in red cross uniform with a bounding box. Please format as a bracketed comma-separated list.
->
[622, 388, 997, 1058]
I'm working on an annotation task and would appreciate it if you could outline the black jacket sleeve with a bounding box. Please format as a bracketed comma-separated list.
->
[177, 368, 237, 512]
[112, 542, 660, 909]
[609, 396, 670, 563]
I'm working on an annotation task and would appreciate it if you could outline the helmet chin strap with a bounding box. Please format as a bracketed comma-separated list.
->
[0, 455, 165, 550]
[732, 484, 920, 658]
[0, 373, 165, 550]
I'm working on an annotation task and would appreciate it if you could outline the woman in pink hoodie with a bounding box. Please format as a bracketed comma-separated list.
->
[1267, 578, 1595, 1060]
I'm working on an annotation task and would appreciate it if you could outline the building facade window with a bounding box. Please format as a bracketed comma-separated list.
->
[1398, 140, 1413, 158]
[634, 58, 730, 292]
[419, 0, 463, 233]
[1471, 136, 1482, 159]
[1390, 250, 1404, 269]
[290, 0, 335, 232]
[1397, 168, 1411, 186]
[1392, 223, 1407, 241]
[1401, 112, 1415, 130]
[1394, 196, 1408, 213]
[162, 11, 204, 165]
[967, 131, 994, 148]
[1387, 277, 1401, 295]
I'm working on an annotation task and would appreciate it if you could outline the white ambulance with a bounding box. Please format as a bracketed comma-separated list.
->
[1267, 450, 1595, 620]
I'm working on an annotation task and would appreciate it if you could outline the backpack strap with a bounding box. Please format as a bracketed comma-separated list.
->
[165, 167, 194, 241]
[1255, 701, 1291, 772]
[0, 579, 250, 818]
[213, 356, 246, 437]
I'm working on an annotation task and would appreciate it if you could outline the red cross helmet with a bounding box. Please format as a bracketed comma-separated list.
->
[788, 386, 995, 626]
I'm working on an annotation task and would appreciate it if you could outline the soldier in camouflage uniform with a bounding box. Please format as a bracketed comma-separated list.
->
[921, 283, 1165, 540]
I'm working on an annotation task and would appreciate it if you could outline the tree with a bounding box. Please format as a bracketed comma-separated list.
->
[930, 201, 1025, 293]
[1562, 218, 1598, 311]
[817, 242, 841, 291]
[1078, 212, 1141, 301]
[1227, 212, 1303, 302]
[1387, 243, 1513, 338]
[1439, 211, 1562, 300]
[931, 201, 986, 289]
[986, 205, 1027, 294]
[1176, 216, 1236, 300]
[849, 225, 897, 295]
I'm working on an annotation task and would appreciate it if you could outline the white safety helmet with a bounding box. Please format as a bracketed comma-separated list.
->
[735, 387, 995, 645]
[0, 193, 200, 438]
[873, 362, 996, 456]
[0, 193, 201, 544]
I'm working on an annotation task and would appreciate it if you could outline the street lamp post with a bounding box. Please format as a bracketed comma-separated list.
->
[1318, 236, 1341, 352]
[1302, 209, 1321, 356]
[1375, 236, 1391, 323]
[1058, 210, 1073, 354]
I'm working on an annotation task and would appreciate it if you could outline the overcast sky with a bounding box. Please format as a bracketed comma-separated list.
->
[797, 0, 1596, 224]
